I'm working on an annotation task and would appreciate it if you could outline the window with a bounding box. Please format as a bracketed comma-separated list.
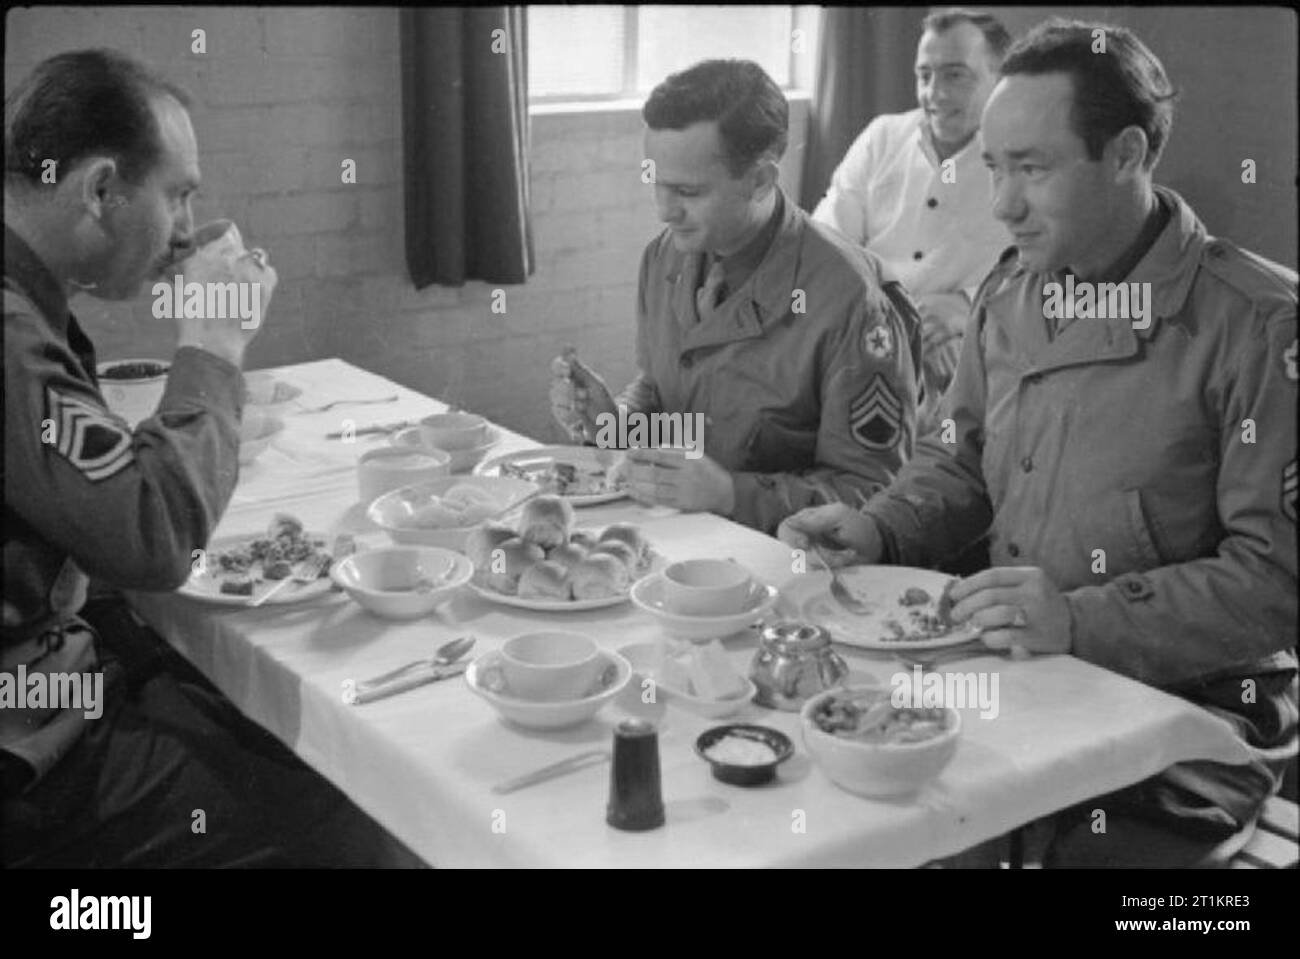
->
[528, 5, 820, 104]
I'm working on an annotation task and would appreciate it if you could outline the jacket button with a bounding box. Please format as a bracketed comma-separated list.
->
[926, 197, 938, 208]
[913, 251, 924, 261]
[1021, 456, 1033, 473]
[1007, 543, 1020, 557]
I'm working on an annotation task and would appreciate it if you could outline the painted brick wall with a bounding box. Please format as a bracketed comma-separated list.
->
[4, 6, 809, 441]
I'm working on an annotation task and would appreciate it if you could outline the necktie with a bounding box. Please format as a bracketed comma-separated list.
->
[695, 258, 727, 323]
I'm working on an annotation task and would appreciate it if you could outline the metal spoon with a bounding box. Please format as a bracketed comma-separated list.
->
[810, 543, 874, 616]
[358, 635, 476, 689]
[302, 394, 400, 414]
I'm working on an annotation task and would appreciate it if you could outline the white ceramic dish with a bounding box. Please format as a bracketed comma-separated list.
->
[630, 573, 778, 642]
[330, 546, 472, 620]
[97, 358, 170, 428]
[366, 475, 539, 551]
[179, 532, 333, 605]
[661, 558, 754, 616]
[417, 412, 490, 450]
[357, 446, 451, 504]
[618, 641, 756, 718]
[800, 685, 962, 798]
[778, 567, 979, 651]
[238, 410, 285, 466]
[475, 445, 628, 506]
[470, 552, 664, 612]
[390, 424, 502, 473]
[465, 648, 631, 730]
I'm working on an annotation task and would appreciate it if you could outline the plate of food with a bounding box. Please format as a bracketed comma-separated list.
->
[465, 496, 659, 610]
[180, 513, 337, 605]
[474, 446, 628, 506]
[778, 566, 979, 651]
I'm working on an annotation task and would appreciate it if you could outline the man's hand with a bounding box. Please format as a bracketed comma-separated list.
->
[947, 566, 1072, 655]
[173, 244, 276, 368]
[625, 447, 735, 514]
[776, 502, 883, 566]
[549, 351, 616, 441]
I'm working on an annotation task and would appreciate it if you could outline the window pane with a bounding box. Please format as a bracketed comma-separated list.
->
[636, 6, 792, 93]
[528, 6, 625, 98]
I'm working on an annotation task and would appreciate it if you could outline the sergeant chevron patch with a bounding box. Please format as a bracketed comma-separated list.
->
[850, 374, 902, 451]
[46, 386, 135, 481]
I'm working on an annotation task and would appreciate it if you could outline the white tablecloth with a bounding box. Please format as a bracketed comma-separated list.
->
[128, 359, 1254, 867]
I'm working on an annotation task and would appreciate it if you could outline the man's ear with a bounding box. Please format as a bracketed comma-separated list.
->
[77, 157, 121, 219]
[1108, 126, 1150, 182]
[749, 157, 780, 199]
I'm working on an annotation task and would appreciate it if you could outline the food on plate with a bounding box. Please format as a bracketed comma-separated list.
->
[569, 554, 630, 600]
[598, 523, 649, 565]
[881, 578, 961, 642]
[704, 735, 779, 766]
[519, 494, 574, 550]
[499, 455, 624, 497]
[400, 483, 506, 529]
[650, 639, 748, 700]
[810, 688, 951, 745]
[546, 542, 589, 572]
[486, 538, 546, 594]
[205, 513, 330, 595]
[516, 560, 572, 600]
[589, 539, 638, 573]
[464, 522, 516, 570]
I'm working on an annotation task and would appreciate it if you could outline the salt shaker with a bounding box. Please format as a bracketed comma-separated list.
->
[606, 719, 665, 831]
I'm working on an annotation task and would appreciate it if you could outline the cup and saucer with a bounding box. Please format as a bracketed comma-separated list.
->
[630, 559, 778, 642]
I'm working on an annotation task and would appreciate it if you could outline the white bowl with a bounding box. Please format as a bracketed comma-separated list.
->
[366, 475, 539, 551]
[97, 358, 170, 427]
[661, 559, 754, 616]
[329, 546, 472, 620]
[358, 446, 451, 504]
[391, 424, 501, 473]
[465, 648, 631, 729]
[630, 573, 777, 642]
[500, 631, 603, 703]
[618, 642, 756, 718]
[800, 685, 961, 798]
[238, 410, 285, 465]
[417, 412, 490, 451]
[243, 371, 303, 415]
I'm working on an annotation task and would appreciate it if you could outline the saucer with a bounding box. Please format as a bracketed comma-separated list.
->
[630, 573, 778, 642]
[464, 648, 631, 730]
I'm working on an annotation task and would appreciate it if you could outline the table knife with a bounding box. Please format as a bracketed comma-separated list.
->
[346, 660, 468, 704]
[326, 419, 417, 439]
[491, 749, 611, 795]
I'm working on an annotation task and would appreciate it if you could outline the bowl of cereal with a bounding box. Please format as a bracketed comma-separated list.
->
[800, 684, 960, 798]
[694, 724, 794, 786]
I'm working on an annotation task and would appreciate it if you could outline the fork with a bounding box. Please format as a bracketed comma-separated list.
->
[300, 395, 399, 414]
[248, 553, 330, 607]
[810, 542, 874, 615]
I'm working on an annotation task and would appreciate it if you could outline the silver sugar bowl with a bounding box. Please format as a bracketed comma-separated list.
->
[749, 622, 848, 711]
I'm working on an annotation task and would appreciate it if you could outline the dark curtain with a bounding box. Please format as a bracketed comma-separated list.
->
[798, 8, 924, 212]
[401, 6, 534, 287]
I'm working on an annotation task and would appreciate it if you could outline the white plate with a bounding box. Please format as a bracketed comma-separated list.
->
[179, 532, 334, 605]
[630, 574, 778, 642]
[469, 551, 664, 612]
[778, 567, 979, 651]
[465, 648, 631, 730]
[474, 445, 628, 506]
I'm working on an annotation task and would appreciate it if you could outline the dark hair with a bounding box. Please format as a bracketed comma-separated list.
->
[922, 8, 1013, 61]
[642, 59, 788, 178]
[1000, 19, 1178, 169]
[5, 48, 191, 187]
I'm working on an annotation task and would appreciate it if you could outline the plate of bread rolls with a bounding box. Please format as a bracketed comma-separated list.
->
[463, 495, 660, 610]
[474, 446, 628, 506]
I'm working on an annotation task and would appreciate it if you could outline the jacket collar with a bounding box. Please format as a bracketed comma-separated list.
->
[4, 222, 72, 337]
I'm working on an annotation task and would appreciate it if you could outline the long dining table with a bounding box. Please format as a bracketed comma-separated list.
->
[125, 358, 1256, 868]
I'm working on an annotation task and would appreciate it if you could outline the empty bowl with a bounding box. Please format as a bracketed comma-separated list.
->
[97, 358, 170, 427]
[661, 559, 753, 616]
[800, 685, 961, 798]
[358, 446, 451, 504]
[695, 724, 794, 786]
[329, 545, 472, 619]
[367, 475, 539, 551]
[466, 647, 631, 730]
[416, 412, 489, 451]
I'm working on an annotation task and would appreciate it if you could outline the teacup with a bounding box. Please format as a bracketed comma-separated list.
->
[661, 559, 753, 617]
[192, 218, 245, 259]
[418, 412, 489, 451]
[499, 631, 602, 702]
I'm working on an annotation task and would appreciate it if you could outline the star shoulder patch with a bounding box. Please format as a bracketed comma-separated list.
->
[45, 385, 135, 482]
[849, 373, 903, 451]
[863, 323, 894, 360]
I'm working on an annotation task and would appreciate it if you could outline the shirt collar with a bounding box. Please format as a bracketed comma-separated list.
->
[4, 222, 72, 336]
[912, 110, 981, 170]
[712, 188, 785, 292]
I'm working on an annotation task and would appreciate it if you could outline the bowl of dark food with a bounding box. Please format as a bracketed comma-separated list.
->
[97, 358, 170, 427]
[694, 724, 794, 786]
[801, 685, 960, 798]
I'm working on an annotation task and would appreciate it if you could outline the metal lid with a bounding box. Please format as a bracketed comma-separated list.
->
[759, 621, 831, 655]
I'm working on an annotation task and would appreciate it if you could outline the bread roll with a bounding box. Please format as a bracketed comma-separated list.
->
[485, 537, 544, 594]
[546, 542, 589, 572]
[516, 560, 572, 600]
[598, 523, 648, 566]
[569, 530, 601, 551]
[569, 554, 630, 600]
[519, 494, 574, 551]
[590, 540, 638, 573]
[464, 522, 516, 572]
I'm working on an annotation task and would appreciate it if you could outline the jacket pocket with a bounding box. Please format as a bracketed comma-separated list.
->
[743, 417, 817, 474]
[1123, 488, 1166, 568]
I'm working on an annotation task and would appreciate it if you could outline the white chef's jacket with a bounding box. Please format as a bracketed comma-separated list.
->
[812, 108, 1008, 302]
